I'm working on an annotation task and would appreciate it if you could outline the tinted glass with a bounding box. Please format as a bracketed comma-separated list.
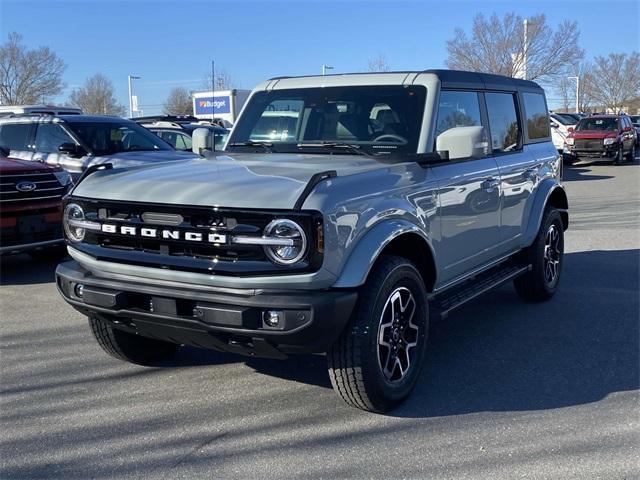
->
[485, 93, 521, 153]
[0, 123, 30, 151]
[66, 121, 172, 155]
[34, 123, 74, 153]
[435, 91, 482, 137]
[576, 117, 618, 131]
[522, 93, 549, 140]
[229, 86, 426, 155]
[551, 113, 575, 126]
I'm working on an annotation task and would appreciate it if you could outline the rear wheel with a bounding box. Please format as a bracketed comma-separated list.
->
[514, 208, 564, 302]
[327, 255, 429, 413]
[88, 315, 179, 365]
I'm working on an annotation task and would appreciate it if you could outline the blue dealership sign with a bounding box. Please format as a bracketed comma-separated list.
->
[194, 95, 231, 115]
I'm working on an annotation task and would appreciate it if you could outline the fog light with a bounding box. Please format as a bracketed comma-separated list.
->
[263, 310, 283, 328]
[74, 283, 84, 298]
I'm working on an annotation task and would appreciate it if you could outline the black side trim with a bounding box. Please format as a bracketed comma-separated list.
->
[293, 170, 337, 211]
[72, 162, 113, 189]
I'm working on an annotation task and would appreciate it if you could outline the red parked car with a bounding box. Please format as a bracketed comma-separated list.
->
[0, 147, 71, 259]
[564, 114, 637, 165]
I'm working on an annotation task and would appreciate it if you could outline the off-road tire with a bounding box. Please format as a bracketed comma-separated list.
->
[514, 208, 564, 302]
[88, 315, 179, 365]
[28, 246, 68, 262]
[327, 255, 429, 413]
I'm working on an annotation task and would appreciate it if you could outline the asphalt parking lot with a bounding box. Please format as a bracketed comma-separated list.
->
[1, 157, 639, 480]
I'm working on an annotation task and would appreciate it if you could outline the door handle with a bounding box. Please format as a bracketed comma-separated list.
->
[481, 177, 500, 192]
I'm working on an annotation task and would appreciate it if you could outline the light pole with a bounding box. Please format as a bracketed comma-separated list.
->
[522, 19, 529, 80]
[567, 76, 580, 113]
[322, 64, 333, 76]
[128, 75, 140, 118]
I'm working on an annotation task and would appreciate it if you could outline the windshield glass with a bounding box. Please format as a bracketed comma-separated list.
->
[576, 117, 618, 131]
[227, 85, 426, 155]
[552, 113, 576, 126]
[66, 120, 173, 155]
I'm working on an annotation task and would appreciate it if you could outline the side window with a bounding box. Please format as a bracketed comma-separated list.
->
[175, 133, 192, 150]
[435, 90, 487, 160]
[34, 123, 74, 153]
[522, 92, 549, 140]
[485, 92, 521, 153]
[0, 123, 31, 151]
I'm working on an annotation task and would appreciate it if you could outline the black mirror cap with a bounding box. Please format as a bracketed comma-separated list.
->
[58, 143, 86, 157]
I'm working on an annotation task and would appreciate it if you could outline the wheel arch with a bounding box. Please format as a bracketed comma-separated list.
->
[523, 182, 569, 247]
[332, 219, 437, 293]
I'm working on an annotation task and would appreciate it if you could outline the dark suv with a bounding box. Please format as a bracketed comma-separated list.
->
[564, 114, 637, 164]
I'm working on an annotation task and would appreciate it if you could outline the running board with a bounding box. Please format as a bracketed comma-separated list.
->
[430, 263, 531, 320]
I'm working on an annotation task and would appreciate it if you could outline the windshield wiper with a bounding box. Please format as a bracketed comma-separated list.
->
[296, 142, 373, 157]
[227, 141, 274, 152]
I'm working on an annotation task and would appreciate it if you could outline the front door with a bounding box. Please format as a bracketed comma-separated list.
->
[430, 90, 502, 286]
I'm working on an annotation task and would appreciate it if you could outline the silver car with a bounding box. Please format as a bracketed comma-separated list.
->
[56, 70, 568, 412]
[0, 115, 198, 180]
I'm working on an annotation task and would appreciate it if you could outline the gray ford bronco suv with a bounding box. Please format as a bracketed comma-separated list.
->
[56, 70, 568, 413]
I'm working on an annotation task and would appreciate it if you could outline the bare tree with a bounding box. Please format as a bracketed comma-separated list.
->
[202, 69, 236, 91]
[367, 54, 390, 72]
[0, 32, 66, 105]
[581, 52, 640, 112]
[69, 73, 125, 116]
[163, 87, 193, 115]
[445, 13, 584, 83]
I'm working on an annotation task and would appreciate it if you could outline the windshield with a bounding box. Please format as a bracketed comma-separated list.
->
[576, 117, 618, 131]
[551, 113, 576, 126]
[66, 120, 173, 155]
[227, 85, 426, 155]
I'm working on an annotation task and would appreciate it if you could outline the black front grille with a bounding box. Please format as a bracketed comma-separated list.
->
[0, 171, 66, 203]
[574, 139, 603, 151]
[71, 198, 323, 276]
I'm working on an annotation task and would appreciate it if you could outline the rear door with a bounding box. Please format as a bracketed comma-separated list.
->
[487, 91, 540, 254]
[430, 90, 502, 285]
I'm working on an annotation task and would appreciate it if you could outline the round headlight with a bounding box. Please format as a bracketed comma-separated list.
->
[63, 203, 85, 242]
[263, 219, 307, 265]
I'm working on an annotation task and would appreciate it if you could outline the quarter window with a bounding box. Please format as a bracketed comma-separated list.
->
[34, 123, 75, 153]
[522, 92, 549, 140]
[0, 123, 31, 151]
[485, 92, 521, 153]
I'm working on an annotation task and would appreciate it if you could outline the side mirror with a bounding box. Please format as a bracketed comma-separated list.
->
[58, 142, 86, 158]
[191, 128, 213, 156]
[550, 122, 559, 129]
[567, 127, 574, 133]
[436, 126, 488, 160]
[623, 126, 632, 132]
[0, 145, 9, 157]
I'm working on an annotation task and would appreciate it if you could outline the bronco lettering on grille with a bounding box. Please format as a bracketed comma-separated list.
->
[100, 224, 227, 244]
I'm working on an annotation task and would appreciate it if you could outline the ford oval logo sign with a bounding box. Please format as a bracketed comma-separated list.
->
[16, 181, 37, 192]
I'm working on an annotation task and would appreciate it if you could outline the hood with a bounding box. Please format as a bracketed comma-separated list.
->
[86, 150, 198, 168]
[72, 152, 394, 210]
[570, 130, 618, 139]
[0, 156, 58, 174]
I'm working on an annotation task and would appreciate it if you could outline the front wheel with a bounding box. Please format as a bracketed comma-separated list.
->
[614, 145, 624, 165]
[514, 208, 564, 302]
[327, 255, 429, 413]
[88, 315, 179, 365]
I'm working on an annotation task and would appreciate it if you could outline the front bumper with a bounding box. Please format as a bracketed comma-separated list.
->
[0, 211, 64, 254]
[56, 260, 357, 358]
[566, 143, 618, 158]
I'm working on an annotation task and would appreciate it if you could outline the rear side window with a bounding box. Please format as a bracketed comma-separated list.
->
[0, 123, 31, 151]
[485, 93, 521, 153]
[522, 92, 550, 140]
